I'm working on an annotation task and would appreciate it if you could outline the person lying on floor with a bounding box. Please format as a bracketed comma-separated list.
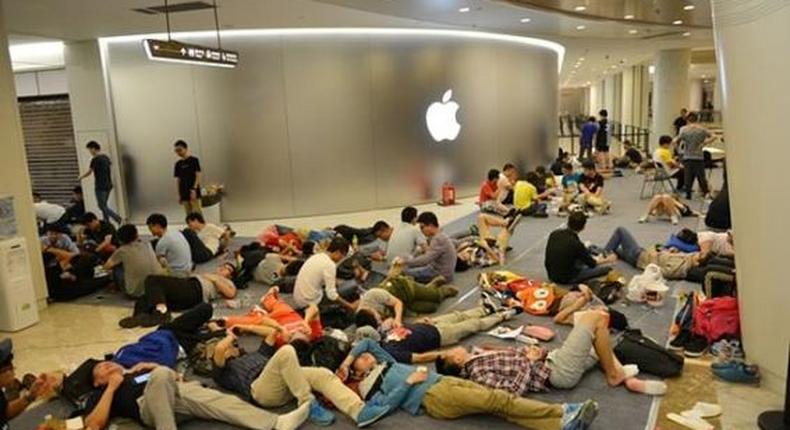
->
[83, 360, 309, 430]
[102, 224, 163, 298]
[355, 303, 520, 365]
[385, 206, 427, 265]
[399, 212, 457, 283]
[211, 324, 390, 428]
[78, 212, 118, 260]
[256, 224, 305, 257]
[545, 211, 615, 284]
[697, 230, 735, 260]
[334, 221, 392, 261]
[436, 310, 667, 397]
[336, 338, 599, 430]
[603, 227, 702, 280]
[219, 286, 324, 349]
[119, 263, 237, 328]
[355, 261, 458, 317]
[146, 213, 193, 277]
[186, 212, 233, 255]
[638, 193, 702, 225]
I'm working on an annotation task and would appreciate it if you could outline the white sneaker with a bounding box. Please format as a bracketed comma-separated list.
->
[638, 215, 648, 223]
[671, 215, 679, 225]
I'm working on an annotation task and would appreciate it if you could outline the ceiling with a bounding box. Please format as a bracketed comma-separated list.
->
[3, 0, 717, 85]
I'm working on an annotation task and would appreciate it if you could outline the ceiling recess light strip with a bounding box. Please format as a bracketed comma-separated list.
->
[520, 17, 531, 23]
[576, 25, 586, 30]
[683, 5, 695, 10]
[574, 6, 586, 11]
[459, 7, 470, 12]
[100, 28, 566, 72]
[673, 20, 683, 25]
[624, 14, 635, 19]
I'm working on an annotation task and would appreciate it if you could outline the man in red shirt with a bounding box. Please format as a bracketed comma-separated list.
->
[480, 169, 510, 216]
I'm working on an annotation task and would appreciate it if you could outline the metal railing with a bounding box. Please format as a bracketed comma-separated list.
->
[558, 115, 651, 154]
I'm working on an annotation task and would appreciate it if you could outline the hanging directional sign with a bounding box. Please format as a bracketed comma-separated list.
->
[143, 39, 239, 68]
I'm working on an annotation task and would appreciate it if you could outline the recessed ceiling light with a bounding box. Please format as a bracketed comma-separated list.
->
[520, 17, 531, 23]
[574, 6, 587, 11]
[701, 74, 707, 78]
[683, 31, 692, 36]
[586, 81, 591, 85]
[459, 7, 470, 13]
[579, 57, 585, 61]
[628, 29, 638, 34]
[576, 25, 586, 30]
[683, 5, 695, 10]
[673, 19, 683, 25]
[624, 14, 635, 19]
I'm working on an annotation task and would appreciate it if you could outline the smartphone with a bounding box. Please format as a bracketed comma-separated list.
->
[134, 373, 151, 384]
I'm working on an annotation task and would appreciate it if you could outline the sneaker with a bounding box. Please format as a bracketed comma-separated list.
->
[671, 215, 679, 225]
[308, 399, 335, 426]
[561, 400, 599, 430]
[481, 291, 504, 315]
[712, 362, 761, 384]
[684, 334, 708, 358]
[711, 360, 739, 371]
[669, 330, 692, 352]
[356, 401, 391, 428]
[506, 213, 523, 233]
[711, 339, 745, 362]
[118, 315, 144, 329]
[138, 311, 172, 328]
[638, 215, 649, 223]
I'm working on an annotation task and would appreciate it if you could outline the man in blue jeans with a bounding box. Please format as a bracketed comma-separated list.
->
[79, 141, 122, 225]
[545, 211, 615, 284]
[603, 227, 700, 280]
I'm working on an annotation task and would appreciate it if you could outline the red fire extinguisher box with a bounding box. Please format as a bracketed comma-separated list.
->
[439, 182, 456, 206]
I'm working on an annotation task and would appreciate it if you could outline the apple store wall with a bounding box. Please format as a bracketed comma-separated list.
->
[101, 31, 560, 222]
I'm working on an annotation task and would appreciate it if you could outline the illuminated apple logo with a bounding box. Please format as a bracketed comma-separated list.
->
[426, 89, 461, 142]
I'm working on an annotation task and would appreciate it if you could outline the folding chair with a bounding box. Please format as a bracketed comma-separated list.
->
[640, 162, 677, 199]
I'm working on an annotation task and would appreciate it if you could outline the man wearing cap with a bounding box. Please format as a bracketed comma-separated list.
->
[0, 339, 49, 429]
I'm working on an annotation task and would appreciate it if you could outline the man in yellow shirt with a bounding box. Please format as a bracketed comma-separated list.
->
[513, 172, 548, 218]
[651, 135, 684, 190]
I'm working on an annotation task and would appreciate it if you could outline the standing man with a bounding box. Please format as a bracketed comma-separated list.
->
[578, 116, 597, 161]
[673, 108, 688, 136]
[79, 141, 122, 225]
[675, 113, 716, 199]
[173, 140, 202, 216]
[595, 109, 611, 171]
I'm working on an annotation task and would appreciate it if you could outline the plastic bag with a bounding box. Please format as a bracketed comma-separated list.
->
[627, 264, 666, 303]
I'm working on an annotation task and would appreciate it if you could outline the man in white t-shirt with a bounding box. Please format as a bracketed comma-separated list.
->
[293, 237, 351, 310]
[496, 163, 517, 206]
[186, 212, 231, 255]
[386, 207, 427, 265]
[697, 231, 734, 259]
[32, 192, 66, 226]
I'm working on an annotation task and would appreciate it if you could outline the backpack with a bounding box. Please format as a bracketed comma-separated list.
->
[692, 296, 740, 343]
[189, 337, 224, 376]
[113, 329, 180, 369]
[515, 283, 557, 315]
[614, 329, 684, 378]
[587, 279, 625, 305]
[308, 336, 350, 371]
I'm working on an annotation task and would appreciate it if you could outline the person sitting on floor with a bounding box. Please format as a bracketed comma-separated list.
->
[435, 310, 666, 396]
[78, 212, 118, 260]
[221, 286, 324, 349]
[41, 223, 79, 269]
[293, 236, 354, 312]
[603, 226, 702, 280]
[64, 185, 86, 225]
[479, 168, 509, 216]
[0, 339, 57, 428]
[496, 163, 518, 205]
[560, 162, 581, 209]
[356, 305, 519, 365]
[103, 224, 164, 298]
[83, 359, 308, 430]
[335, 338, 599, 430]
[545, 211, 615, 284]
[652, 134, 685, 191]
[466, 213, 521, 266]
[614, 140, 644, 169]
[400, 212, 457, 283]
[32, 192, 67, 233]
[578, 160, 611, 214]
[385, 206, 427, 265]
[120, 263, 238, 328]
[210, 325, 390, 427]
[185, 212, 233, 258]
[513, 173, 548, 218]
[638, 193, 702, 225]
[146, 213, 192, 277]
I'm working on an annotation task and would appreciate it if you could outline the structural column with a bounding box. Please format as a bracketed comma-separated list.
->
[651, 49, 690, 145]
[0, 3, 48, 306]
[688, 78, 703, 112]
[712, 0, 790, 393]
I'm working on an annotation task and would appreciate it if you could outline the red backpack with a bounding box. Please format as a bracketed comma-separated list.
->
[692, 296, 740, 343]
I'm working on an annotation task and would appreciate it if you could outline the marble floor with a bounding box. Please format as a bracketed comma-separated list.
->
[3, 179, 785, 430]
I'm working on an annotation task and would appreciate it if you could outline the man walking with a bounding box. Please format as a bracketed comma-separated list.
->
[79, 141, 122, 225]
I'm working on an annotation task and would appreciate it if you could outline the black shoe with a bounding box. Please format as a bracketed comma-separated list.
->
[669, 330, 691, 352]
[138, 311, 172, 328]
[684, 334, 708, 358]
[119, 315, 144, 329]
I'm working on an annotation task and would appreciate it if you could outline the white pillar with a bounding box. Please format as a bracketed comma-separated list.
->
[713, 78, 723, 111]
[712, 0, 790, 393]
[589, 81, 602, 116]
[651, 49, 691, 145]
[621, 68, 635, 125]
[688, 78, 703, 111]
[0, 3, 49, 306]
[603, 75, 617, 119]
[64, 41, 127, 220]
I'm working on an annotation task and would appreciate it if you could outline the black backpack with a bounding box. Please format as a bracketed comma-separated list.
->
[308, 336, 350, 371]
[614, 329, 684, 378]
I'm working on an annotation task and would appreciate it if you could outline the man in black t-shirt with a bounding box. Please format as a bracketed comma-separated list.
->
[595, 109, 612, 171]
[0, 339, 49, 429]
[79, 141, 122, 225]
[578, 160, 611, 214]
[173, 140, 203, 216]
[360, 306, 516, 364]
[674, 108, 688, 136]
[544, 211, 614, 284]
[83, 360, 302, 430]
[79, 212, 118, 259]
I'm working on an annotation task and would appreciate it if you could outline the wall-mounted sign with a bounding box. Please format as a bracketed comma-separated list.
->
[426, 89, 461, 142]
[143, 39, 238, 68]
